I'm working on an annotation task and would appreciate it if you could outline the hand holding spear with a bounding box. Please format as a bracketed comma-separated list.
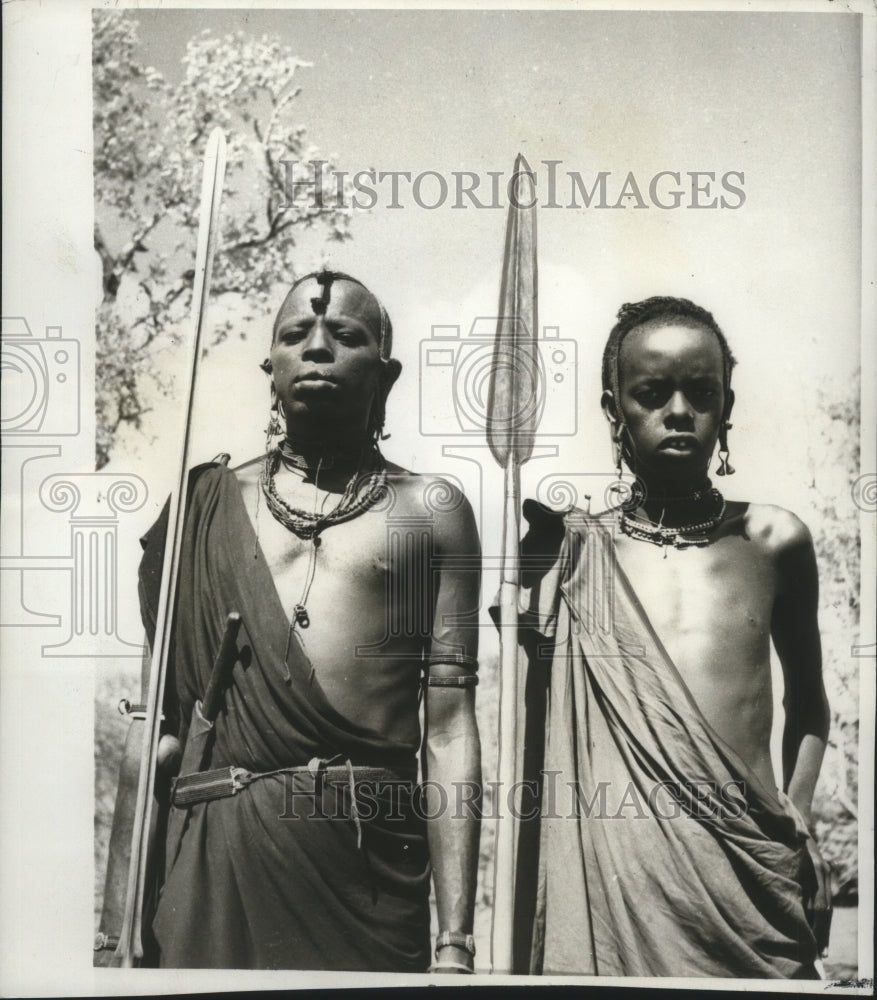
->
[488, 154, 539, 975]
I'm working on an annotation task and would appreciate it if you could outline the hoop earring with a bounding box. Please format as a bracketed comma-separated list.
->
[716, 421, 735, 476]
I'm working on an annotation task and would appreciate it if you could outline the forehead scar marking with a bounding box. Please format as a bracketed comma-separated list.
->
[310, 272, 334, 315]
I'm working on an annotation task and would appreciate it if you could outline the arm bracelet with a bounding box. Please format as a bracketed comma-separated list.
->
[435, 930, 476, 958]
[427, 652, 478, 669]
[94, 932, 119, 952]
[427, 674, 478, 688]
[430, 960, 475, 973]
[425, 653, 479, 687]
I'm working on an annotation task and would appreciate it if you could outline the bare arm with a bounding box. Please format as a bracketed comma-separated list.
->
[423, 488, 482, 973]
[771, 516, 830, 824]
[771, 514, 832, 952]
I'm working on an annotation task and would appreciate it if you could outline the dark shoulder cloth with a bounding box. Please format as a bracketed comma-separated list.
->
[140, 464, 430, 971]
[137, 462, 221, 651]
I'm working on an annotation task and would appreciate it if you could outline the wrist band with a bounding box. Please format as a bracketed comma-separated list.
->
[94, 932, 119, 952]
[435, 930, 476, 958]
[430, 960, 474, 973]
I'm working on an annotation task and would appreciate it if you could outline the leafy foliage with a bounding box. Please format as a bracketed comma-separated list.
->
[806, 382, 861, 900]
[93, 12, 356, 468]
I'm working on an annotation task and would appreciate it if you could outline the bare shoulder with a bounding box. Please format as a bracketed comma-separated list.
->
[740, 503, 818, 597]
[385, 461, 479, 551]
[741, 502, 814, 554]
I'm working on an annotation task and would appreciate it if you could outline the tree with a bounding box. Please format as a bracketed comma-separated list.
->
[93, 12, 356, 468]
[805, 380, 861, 901]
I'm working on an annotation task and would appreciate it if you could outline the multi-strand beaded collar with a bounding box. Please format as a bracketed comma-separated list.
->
[617, 480, 726, 550]
[259, 439, 389, 639]
[260, 439, 388, 542]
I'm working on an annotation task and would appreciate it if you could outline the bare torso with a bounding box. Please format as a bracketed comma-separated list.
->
[234, 458, 477, 749]
[611, 501, 797, 795]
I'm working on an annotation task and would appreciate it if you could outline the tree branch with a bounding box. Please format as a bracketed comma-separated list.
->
[94, 224, 121, 300]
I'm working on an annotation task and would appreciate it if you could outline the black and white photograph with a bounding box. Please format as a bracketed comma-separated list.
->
[1, 0, 874, 993]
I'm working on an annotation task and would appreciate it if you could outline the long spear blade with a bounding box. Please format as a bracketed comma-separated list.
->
[489, 153, 538, 975]
[487, 154, 539, 467]
[117, 127, 227, 967]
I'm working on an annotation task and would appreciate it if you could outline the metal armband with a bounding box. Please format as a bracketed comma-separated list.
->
[425, 652, 479, 688]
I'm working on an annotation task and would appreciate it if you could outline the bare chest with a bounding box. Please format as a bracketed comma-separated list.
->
[247, 475, 437, 619]
[613, 531, 778, 675]
[609, 518, 783, 789]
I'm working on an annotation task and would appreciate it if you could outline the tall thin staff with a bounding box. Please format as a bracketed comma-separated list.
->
[116, 128, 227, 967]
[487, 153, 539, 975]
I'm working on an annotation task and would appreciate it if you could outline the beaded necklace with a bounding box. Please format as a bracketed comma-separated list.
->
[260, 442, 388, 648]
[260, 443, 388, 541]
[618, 482, 725, 551]
[277, 437, 372, 471]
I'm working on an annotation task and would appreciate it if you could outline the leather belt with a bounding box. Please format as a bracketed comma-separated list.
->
[171, 758, 415, 808]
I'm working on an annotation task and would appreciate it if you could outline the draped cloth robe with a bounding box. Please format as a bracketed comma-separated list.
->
[139, 465, 431, 970]
[512, 503, 819, 979]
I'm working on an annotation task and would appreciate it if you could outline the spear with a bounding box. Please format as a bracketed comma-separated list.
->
[488, 153, 539, 974]
[116, 127, 227, 967]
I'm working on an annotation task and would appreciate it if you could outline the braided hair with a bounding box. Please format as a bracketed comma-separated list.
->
[603, 295, 736, 400]
[602, 296, 736, 471]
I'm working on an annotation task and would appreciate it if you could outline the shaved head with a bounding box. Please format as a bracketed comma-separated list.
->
[273, 271, 393, 359]
[266, 270, 402, 442]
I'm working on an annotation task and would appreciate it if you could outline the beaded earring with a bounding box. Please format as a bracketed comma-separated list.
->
[716, 421, 735, 476]
[612, 426, 625, 479]
[265, 392, 284, 456]
[608, 421, 644, 512]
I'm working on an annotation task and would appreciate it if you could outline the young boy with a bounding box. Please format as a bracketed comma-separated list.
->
[516, 296, 831, 978]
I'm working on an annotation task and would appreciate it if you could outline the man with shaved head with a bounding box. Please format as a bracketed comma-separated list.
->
[98, 272, 482, 972]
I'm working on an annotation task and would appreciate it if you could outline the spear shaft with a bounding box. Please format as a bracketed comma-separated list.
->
[116, 128, 227, 967]
[492, 458, 523, 974]
[488, 154, 538, 975]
